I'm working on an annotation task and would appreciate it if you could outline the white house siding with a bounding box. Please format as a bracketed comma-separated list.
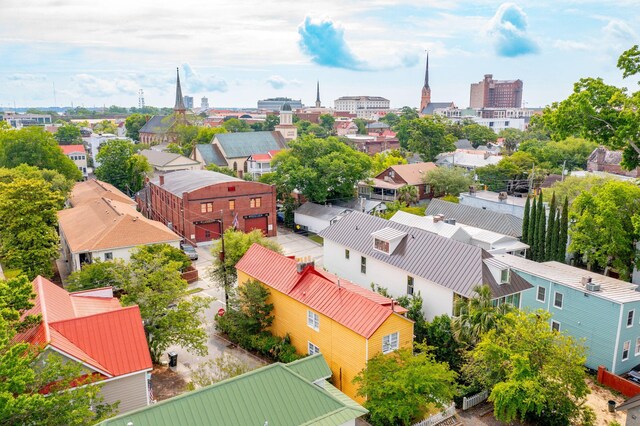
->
[323, 240, 455, 321]
[100, 371, 150, 415]
[68, 241, 180, 272]
[294, 213, 331, 234]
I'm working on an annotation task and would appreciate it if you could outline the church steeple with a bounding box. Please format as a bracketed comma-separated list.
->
[174, 67, 186, 115]
[420, 53, 431, 113]
[315, 80, 321, 108]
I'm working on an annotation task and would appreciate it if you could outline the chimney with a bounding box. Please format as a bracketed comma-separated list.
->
[469, 185, 476, 195]
[498, 192, 508, 203]
[296, 256, 315, 273]
[581, 276, 592, 286]
[159, 175, 165, 186]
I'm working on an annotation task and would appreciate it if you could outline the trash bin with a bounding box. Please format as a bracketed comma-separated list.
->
[608, 400, 616, 413]
[168, 352, 178, 368]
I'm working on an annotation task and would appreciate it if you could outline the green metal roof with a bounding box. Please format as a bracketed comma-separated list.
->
[215, 131, 287, 159]
[195, 144, 228, 167]
[99, 357, 366, 426]
[286, 353, 332, 382]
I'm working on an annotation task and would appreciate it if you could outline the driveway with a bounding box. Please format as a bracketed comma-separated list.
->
[270, 226, 324, 267]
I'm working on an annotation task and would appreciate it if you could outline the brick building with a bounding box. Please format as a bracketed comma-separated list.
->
[587, 146, 640, 178]
[138, 170, 277, 244]
[470, 74, 523, 109]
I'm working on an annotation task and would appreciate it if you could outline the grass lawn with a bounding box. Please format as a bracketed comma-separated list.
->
[308, 234, 324, 245]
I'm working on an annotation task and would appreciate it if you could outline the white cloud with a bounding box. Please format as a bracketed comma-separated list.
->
[487, 3, 539, 57]
[7, 73, 47, 81]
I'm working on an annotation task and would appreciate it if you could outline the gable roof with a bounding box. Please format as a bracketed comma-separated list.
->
[69, 179, 135, 208]
[58, 197, 180, 252]
[194, 144, 228, 167]
[286, 353, 332, 382]
[98, 356, 367, 426]
[138, 149, 200, 168]
[60, 144, 86, 155]
[385, 162, 438, 185]
[236, 244, 410, 338]
[425, 199, 523, 238]
[319, 211, 526, 299]
[19, 276, 152, 377]
[422, 102, 455, 115]
[295, 202, 352, 221]
[214, 131, 287, 159]
[139, 115, 175, 135]
[149, 169, 244, 197]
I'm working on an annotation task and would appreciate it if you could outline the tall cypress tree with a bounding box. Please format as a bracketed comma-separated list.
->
[536, 191, 546, 261]
[545, 193, 557, 261]
[557, 196, 569, 262]
[522, 196, 531, 245]
[550, 208, 560, 261]
[528, 196, 537, 259]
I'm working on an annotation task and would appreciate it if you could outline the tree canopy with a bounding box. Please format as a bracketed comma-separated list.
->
[407, 115, 456, 162]
[222, 118, 252, 133]
[0, 127, 82, 181]
[271, 135, 372, 203]
[518, 137, 597, 174]
[54, 123, 82, 145]
[95, 138, 151, 194]
[125, 113, 149, 141]
[371, 150, 407, 175]
[422, 166, 473, 196]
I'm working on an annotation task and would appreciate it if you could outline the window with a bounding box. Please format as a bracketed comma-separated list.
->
[500, 268, 510, 283]
[636, 337, 640, 356]
[551, 320, 560, 332]
[201, 202, 213, 213]
[104, 252, 113, 261]
[407, 276, 414, 296]
[360, 256, 366, 274]
[308, 342, 320, 355]
[228, 186, 236, 192]
[250, 197, 261, 208]
[374, 238, 389, 253]
[345, 249, 350, 260]
[536, 286, 546, 303]
[553, 291, 563, 309]
[623, 340, 631, 361]
[228, 200, 235, 210]
[628, 310, 635, 328]
[307, 310, 319, 331]
[382, 332, 399, 354]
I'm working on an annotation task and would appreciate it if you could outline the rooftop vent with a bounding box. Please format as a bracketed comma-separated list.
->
[498, 192, 508, 202]
[444, 218, 456, 225]
[583, 276, 600, 292]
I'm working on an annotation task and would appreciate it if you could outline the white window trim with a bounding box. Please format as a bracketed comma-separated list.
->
[307, 310, 319, 331]
[551, 320, 561, 332]
[628, 310, 635, 328]
[308, 341, 320, 355]
[553, 291, 563, 310]
[536, 286, 546, 303]
[382, 332, 399, 354]
[635, 337, 640, 357]
[623, 340, 631, 361]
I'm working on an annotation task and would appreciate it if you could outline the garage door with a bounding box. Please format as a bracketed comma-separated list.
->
[194, 222, 221, 243]
[245, 216, 268, 235]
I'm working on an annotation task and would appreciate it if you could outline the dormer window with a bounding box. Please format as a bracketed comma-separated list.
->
[500, 268, 510, 284]
[374, 238, 390, 253]
[371, 227, 407, 255]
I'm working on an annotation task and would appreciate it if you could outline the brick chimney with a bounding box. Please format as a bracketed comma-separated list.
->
[159, 175, 165, 186]
[296, 256, 315, 273]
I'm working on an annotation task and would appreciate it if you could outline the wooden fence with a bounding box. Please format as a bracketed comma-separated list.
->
[462, 389, 489, 410]
[412, 403, 456, 426]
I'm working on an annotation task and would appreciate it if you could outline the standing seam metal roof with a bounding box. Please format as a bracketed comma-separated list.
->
[149, 169, 244, 197]
[215, 131, 287, 159]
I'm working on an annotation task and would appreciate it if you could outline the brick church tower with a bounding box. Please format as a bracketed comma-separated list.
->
[419, 54, 431, 113]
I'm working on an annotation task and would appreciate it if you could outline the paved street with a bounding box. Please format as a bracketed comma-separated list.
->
[270, 226, 324, 267]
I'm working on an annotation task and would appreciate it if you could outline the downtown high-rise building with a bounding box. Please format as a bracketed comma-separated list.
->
[470, 74, 523, 108]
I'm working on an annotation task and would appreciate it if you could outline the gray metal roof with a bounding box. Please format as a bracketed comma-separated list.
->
[215, 131, 287, 159]
[295, 202, 352, 221]
[421, 102, 455, 115]
[319, 211, 520, 298]
[150, 170, 243, 197]
[139, 115, 174, 134]
[138, 149, 199, 167]
[425, 199, 523, 238]
[195, 144, 228, 167]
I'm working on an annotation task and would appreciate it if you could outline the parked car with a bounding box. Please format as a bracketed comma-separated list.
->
[180, 243, 198, 261]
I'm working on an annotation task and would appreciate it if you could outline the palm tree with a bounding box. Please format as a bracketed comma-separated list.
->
[397, 185, 419, 206]
[452, 284, 512, 347]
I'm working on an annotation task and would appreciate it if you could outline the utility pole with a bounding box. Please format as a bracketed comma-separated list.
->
[561, 160, 567, 182]
[529, 163, 535, 195]
[216, 210, 228, 307]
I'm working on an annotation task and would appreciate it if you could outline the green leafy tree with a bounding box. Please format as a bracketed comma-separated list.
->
[0, 127, 82, 181]
[353, 118, 368, 135]
[425, 314, 465, 372]
[545, 193, 557, 261]
[0, 176, 64, 279]
[408, 116, 456, 161]
[379, 112, 400, 128]
[262, 114, 280, 131]
[319, 114, 336, 135]
[519, 137, 597, 173]
[462, 122, 498, 147]
[464, 310, 594, 425]
[54, 123, 82, 145]
[396, 292, 428, 344]
[93, 120, 117, 135]
[557, 197, 569, 262]
[544, 174, 611, 204]
[570, 181, 640, 279]
[535, 191, 546, 262]
[397, 185, 419, 206]
[271, 135, 372, 203]
[522, 196, 530, 245]
[95, 139, 151, 194]
[0, 275, 116, 425]
[125, 113, 149, 141]
[206, 163, 237, 177]
[225, 279, 274, 334]
[0, 164, 73, 200]
[122, 246, 209, 362]
[422, 166, 473, 196]
[498, 128, 525, 155]
[371, 150, 407, 175]
[66, 259, 129, 292]
[208, 229, 283, 290]
[452, 285, 512, 348]
[353, 344, 457, 426]
[222, 118, 252, 133]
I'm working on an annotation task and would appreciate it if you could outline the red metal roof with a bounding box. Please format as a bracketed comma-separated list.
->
[18, 276, 151, 377]
[236, 244, 409, 338]
[59, 144, 86, 155]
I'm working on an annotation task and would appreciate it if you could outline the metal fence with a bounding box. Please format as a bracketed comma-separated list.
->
[412, 403, 456, 426]
[462, 389, 489, 410]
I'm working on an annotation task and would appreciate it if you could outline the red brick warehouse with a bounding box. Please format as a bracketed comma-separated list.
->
[138, 170, 277, 244]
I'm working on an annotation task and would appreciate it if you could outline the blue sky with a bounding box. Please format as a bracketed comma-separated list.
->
[0, 0, 638, 110]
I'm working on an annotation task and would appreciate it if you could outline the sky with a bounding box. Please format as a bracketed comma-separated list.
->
[1, 0, 639, 110]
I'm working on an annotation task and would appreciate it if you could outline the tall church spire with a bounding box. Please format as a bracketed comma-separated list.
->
[420, 53, 432, 113]
[174, 67, 186, 114]
[315, 80, 321, 108]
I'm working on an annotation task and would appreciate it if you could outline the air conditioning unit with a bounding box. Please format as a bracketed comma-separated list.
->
[586, 282, 601, 292]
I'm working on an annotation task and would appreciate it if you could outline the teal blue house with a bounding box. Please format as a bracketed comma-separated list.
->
[497, 254, 640, 375]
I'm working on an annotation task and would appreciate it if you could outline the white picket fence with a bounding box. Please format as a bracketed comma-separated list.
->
[462, 389, 489, 410]
[412, 403, 456, 426]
